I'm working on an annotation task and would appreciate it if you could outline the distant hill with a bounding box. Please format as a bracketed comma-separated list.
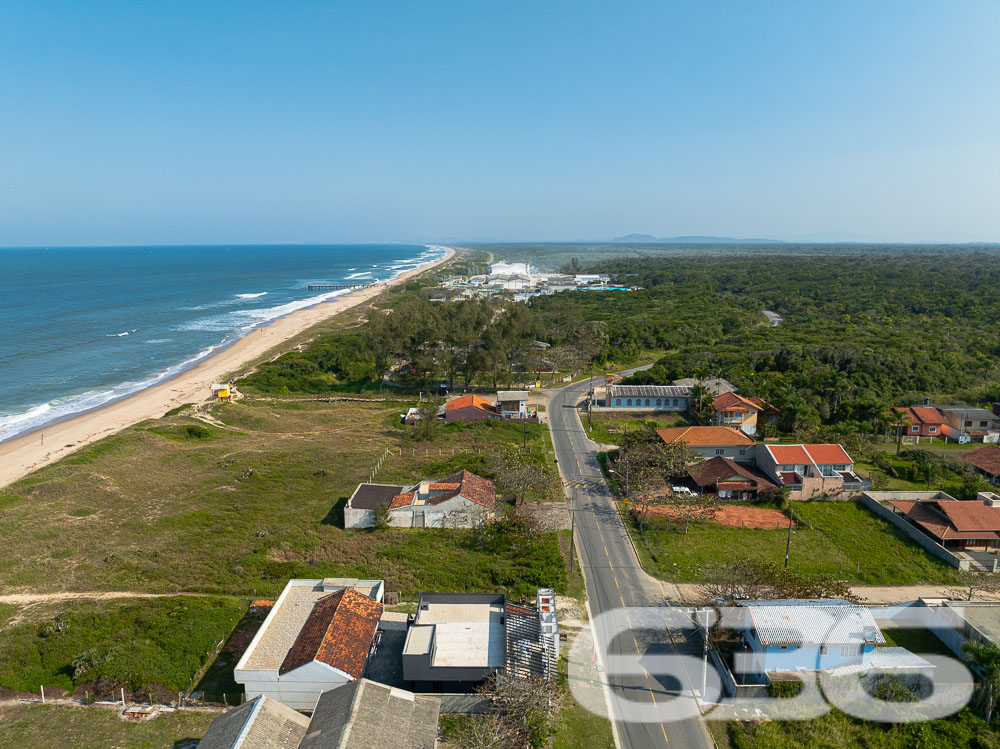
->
[609, 234, 786, 244]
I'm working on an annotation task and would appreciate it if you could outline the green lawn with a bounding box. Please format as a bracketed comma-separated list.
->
[586, 412, 690, 446]
[0, 703, 215, 749]
[628, 500, 960, 586]
[0, 398, 563, 597]
[0, 596, 244, 697]
[723, 707, 1000, 749]
[878, 624, 955, 658]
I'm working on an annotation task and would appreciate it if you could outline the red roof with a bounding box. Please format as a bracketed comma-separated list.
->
[426, 470, 497, 510]
[890, 498, 1000, 540]
[963, 445, 1000, 476]
[766, 444, 852, 466]
[747, 396, 777, 412]
[909, 407, 946, 425]
[687, 456, 777, 490]
[388, 492, 414, 510]
[656, 426, 755, 447]
[279, 588, 383, 678]
[804, 444, 853, 465]
[767, 445, 810, 465]
[445, 394, 493, 413]
[713, 392, 762, 412]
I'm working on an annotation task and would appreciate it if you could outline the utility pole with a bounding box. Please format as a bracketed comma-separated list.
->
[784, 512, 793, 569]
[700, 609, 709, 699]
[522, 408, 527, 449]
[568, 494, 576, 573]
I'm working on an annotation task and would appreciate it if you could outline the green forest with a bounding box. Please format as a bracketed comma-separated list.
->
[244, 247, 1000, 442]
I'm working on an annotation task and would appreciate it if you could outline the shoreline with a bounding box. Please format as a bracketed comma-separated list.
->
[0, 246, 456, 490]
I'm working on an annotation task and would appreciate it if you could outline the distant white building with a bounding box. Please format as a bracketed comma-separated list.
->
[234, 579, 385, 710]
[489, 261, 531, 277]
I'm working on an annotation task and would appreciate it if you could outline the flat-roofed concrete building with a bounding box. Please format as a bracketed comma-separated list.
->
[402, 591, 559, 689]
[234, 579, 385, 711]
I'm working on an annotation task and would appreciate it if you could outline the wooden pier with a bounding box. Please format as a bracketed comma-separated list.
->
[307, 282, 373, 291]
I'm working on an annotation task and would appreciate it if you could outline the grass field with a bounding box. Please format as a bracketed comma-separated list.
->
[586, 412, 690, 446]
[0, 596, 244, 696]
[723, 707, 999, 749]
[628, 500, 960, 586]
[0, 398, 563, 598]
[0, 703, 216, 749]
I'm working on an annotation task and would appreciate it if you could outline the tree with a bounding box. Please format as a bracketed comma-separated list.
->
[452, 671, 563, 749]
[963, 639, 1000, 723]
[950, 570, 1000, 602]
[363, 308, 399, 390]
[485, 447, 558, 507]
[701, 557, 858, 605]
[373, 502, 390, 530]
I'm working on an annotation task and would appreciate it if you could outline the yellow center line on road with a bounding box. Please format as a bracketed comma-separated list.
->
[633, 637, 641, 653]
[620, 594, 626, 607]
[614, 577, 619, 589]
[604, 545, 609, 556]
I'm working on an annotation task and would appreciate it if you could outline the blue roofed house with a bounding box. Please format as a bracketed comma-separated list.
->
[735, 600, 931, 679]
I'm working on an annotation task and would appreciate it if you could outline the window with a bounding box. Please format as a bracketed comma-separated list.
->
[645, 399, 651, 407]
[911, 425, 919, 433]
[626, 399, 632, 406]
[839, 645, 862, 658]
[739, 449, 746, 455]
[656, 399, 662, 406]
[715, 448, 725, 455]
[982, 421, 990, 427]
[929, 426, 937, 433]
[966, 420, 973, 427]
[615, 399, 621, 406]
[673, 399, 678, 406]
[819, 645, 828, 655]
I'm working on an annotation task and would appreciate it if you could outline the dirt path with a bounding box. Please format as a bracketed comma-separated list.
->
[0, 591, 210, 605]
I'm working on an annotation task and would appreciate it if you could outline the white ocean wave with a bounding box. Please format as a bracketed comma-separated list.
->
[345, 271, 372, 280]
[107, 329, 138, 337]
[0, 342, 223, 442]
[235, 292, 268, 299]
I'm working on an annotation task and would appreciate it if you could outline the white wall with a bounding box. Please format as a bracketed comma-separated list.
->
[236, 662, 352, 712]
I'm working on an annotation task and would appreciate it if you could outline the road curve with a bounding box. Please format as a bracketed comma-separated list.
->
[549, 372, 714, 749]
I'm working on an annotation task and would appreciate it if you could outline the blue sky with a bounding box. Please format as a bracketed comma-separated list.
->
[1, 1, 998, 245]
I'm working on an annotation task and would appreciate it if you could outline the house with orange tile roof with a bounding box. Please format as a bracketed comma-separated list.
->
[687, 456, 777, 499]
[655, 425, 756, 462]
[713, 392, 764, 435]
[235, 578, 385, 711]
[754, 443, 867, 499]
[441, 393, 499, 423]
[344, 470, 498, 529]
[962, 445, 1000, 486]
[887, 494, 1000, 551]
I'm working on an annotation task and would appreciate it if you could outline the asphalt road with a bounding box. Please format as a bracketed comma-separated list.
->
[549, 374, 714, 749]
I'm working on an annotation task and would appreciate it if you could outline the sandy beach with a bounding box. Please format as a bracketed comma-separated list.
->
[0, 247, 455, 490]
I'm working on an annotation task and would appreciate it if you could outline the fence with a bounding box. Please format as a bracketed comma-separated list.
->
[859, 493, 970, 570]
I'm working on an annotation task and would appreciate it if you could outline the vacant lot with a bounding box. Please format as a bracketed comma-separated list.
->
[0, 398, 562, 598]
[0, 596, 243, 696]
[723, 707, 998, 749]
[0, 703, 216, 749]
[587, 412, 689, 446]
[629, 500, 960, 586]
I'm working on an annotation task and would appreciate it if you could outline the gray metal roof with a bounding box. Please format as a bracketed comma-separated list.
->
[742, 600, 886, 646]
[671, 377, 737, 395]
[197, 695, 309, 749]
[932, 406, 1000, 422]
[611, 385, 692, 398]
[301, 680, 440, 749]
[497, 390, 529, 400]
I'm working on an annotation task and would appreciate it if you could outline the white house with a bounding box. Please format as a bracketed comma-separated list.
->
[602, 384, 692, 412]
[344, 470, 498, 529]
[234, 579, 385, 711]
[496, 390, 530, 418]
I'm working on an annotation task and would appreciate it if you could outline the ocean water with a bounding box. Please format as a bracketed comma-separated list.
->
[0, 244, 446, 442]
